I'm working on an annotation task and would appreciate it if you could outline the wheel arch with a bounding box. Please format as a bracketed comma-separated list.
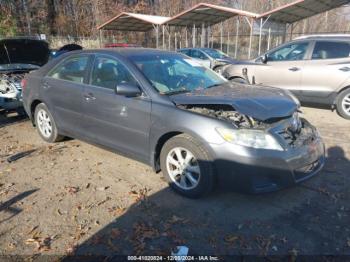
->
[30, 99, 43, 125]
[152, 130, 216, 173]
[152, 131, 183, 172]
[334, 85, 350, 105]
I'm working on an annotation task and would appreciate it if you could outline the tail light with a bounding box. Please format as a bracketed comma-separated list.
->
[21, 78, 27, 91]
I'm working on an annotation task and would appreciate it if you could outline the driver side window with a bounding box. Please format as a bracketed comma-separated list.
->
[268, 42, 309, 62]
[90, 56, 137, 90]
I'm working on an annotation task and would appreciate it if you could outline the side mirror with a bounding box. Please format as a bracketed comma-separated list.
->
[115, 82, 141, 97]
[261, 54, 268, 64]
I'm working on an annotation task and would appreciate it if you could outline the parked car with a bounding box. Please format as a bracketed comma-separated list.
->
[0, 38, 50, 112]
[50, 44, 83, 59]
[178, 48, 236, 73]
[105, 43, 142, 48]
[222, 35, 350, 119]
[22, 49, 324, 198]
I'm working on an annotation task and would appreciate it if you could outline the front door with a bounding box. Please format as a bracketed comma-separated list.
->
[253, 42, 310, 98]
[81, 55, 152, 161]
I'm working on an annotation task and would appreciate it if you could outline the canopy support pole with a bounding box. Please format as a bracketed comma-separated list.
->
[192, 24, 196, 47]
[227, 31, 230, 54]
[258, 15, 271, 55]
[220, 22, 223, 51]
[267, 27, 271, 51]
[245, 17, 254, 59]
[185, 28, 188, 47]
[99, 29, 103, 48]
[162, 25, 165, 49]
[201, 22, 205, 47]
[207, 26, 210, 48]
[235, 18, 239, 58]
[168, 26, 171, 50]
[175, 32, 177, 50]
[153, 24, 159, 49]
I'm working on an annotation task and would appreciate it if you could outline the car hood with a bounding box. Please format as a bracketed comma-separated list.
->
[169, 83, 298, 121]
[0, 39, 49, 67]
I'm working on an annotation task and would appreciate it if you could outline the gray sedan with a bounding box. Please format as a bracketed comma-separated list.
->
[22, 49, 325, 198]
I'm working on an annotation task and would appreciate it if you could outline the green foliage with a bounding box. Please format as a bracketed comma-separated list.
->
[0, 12, 17, 37]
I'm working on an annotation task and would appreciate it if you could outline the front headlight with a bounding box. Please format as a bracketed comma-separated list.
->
[216, 128, 284, 151]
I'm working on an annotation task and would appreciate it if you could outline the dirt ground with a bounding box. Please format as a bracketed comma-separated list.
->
[0, 106, 350, 259]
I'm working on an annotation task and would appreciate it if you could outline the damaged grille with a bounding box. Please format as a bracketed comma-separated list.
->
[277, 117, 317, 147]
[178, 104, 268, 128]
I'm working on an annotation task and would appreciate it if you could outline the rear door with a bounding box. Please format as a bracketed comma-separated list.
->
[253, 41, 310, 97]
[43, 54, 92, 135]
[81, 55, 152, 161]
[300, 40, 350, 102]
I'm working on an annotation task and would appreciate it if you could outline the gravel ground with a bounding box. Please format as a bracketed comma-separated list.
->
[0, 107, 349, 259]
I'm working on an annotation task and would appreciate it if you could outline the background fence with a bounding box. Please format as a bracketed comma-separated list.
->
[12, 29, 350, 60]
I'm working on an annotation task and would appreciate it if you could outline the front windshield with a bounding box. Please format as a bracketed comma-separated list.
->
[129, 53, 226, 94]
[202, 49, 228, 59]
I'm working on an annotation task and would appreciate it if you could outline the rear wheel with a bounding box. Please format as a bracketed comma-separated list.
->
[160, 134, 214, 198]
[336, 88, 350, 119]
[34, 103, 64, 142]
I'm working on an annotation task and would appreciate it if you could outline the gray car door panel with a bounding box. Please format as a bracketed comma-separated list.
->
[42, 55, 92, 135]
[81, 55, 152, 161]
[41, 77, 85, 134]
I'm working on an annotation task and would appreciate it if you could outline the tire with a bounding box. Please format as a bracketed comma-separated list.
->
[34, 103, 64, 143]
[230, 77, 248, 84]
[160, 134, 214, 198]
[336, 88, 350, 120]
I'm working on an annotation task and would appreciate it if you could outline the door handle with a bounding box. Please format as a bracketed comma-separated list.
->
[42, 81, 51, 89]
[84, 93, 96, 101]
[288, 67, 300, 72]
[339, 66, 350, 72]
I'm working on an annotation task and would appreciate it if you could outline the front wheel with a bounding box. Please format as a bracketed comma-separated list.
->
[34, 103, 64, 143]
[160, 134, 214, 198]
[336, 89, 350, 119]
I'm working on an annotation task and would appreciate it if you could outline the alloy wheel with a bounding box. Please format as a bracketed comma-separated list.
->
[166, 147, 201, 190]
[342, 94, 350, 116]
[37, 109, 52, 138]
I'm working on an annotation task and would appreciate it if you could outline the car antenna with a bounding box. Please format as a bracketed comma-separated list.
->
[3, 44, 11, 64]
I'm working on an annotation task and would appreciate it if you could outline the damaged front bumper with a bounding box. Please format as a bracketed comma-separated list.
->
[209, 118, 325, 193]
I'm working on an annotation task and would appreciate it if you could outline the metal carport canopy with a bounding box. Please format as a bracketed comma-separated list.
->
[258, 0, 350, 24]
[164, 2, 258, 27]
[97, 12, 170, 31]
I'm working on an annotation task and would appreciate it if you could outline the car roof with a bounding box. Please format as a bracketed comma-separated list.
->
[71, 48, 179, 57]
[294, 34, 350, 41]
[179, 48, 217, 51]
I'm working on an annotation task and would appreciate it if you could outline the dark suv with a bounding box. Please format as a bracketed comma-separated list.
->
[22, 49, 324, 198]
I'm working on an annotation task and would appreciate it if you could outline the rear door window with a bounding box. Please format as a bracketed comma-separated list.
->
[48, 56, 89, 83]
[312, 41, 350, 59]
